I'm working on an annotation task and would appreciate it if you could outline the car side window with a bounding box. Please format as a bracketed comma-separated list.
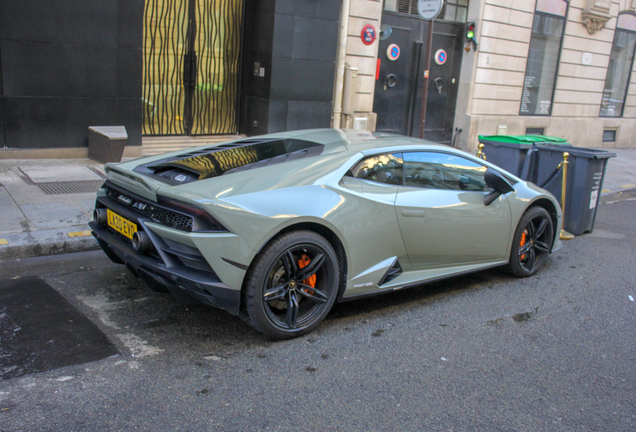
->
[348, 153, 404, 186]
[404, 152, 491, 192]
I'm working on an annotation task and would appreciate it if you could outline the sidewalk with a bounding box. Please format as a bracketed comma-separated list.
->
[1, 148, 635, 261]
[0, 158, 107, 261]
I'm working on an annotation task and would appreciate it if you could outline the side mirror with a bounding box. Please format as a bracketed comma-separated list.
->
[483, 169, 514, 206]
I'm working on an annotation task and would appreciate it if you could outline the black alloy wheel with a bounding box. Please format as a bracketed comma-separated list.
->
[508, 206, 554, 277]
[241, 230, 339, 339]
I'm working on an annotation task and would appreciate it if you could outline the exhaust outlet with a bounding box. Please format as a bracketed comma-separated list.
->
[132, 231, 151, 252]
[93, 208, 108, 224]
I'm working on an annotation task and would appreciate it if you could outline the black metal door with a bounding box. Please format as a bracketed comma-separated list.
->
[374, 13, 464, 144]
[424, 22, 464, 143]
[374, 13, 426, 136]
[143, 0, 243, 136]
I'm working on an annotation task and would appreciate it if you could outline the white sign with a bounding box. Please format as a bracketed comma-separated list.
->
[418, 0, 444, 20]
[589, 189, 599, 210]
[581, 52, 593, 65]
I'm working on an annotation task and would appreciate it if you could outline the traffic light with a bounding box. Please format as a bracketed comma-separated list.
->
[465, 22, 478, 51]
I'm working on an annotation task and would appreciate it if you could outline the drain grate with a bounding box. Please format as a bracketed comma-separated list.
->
[37, 180, 104, 195]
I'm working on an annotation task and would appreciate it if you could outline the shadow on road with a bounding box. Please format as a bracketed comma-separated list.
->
[0, 277, 119, 381]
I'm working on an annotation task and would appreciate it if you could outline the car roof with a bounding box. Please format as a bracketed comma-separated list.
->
[109, 129, 513, 201]
[241, 128, 452, 154]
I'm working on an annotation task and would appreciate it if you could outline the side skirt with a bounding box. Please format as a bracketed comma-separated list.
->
[339, 261, 508, 303]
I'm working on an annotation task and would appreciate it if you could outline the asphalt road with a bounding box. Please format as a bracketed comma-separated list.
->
[1, 194, 635, 431]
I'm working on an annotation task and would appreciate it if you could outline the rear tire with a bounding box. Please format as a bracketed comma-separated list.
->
[241, 230, 339, 339]
[508, 207, 553, 277]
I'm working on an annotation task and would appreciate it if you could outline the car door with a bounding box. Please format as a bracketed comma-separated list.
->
[395, 152, 512, 268]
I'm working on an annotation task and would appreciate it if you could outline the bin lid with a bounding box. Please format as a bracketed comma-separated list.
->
[479, 135, 570, 147]
[534, 145, 617, 159]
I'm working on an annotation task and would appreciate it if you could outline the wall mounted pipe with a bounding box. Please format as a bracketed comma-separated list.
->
[332, 0, 351, 129]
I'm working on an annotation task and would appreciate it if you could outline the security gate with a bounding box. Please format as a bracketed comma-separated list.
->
[374, 12, 464, 144]
[143, 0, 243, 136]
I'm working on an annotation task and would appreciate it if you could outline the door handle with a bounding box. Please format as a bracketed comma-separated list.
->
[183, 53, 197, 89]
[401, 209, 426, 218]
[385, 74, 397, 88]
[433, 77, 444, 94]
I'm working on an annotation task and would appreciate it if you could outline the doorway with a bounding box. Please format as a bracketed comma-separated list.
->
[373, 12, 464, 144]
[142, 0, 244, 136]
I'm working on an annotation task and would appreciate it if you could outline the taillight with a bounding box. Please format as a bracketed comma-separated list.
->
[157, 195, 228, 233]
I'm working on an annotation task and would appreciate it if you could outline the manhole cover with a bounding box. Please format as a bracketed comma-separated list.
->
[37, 181, 104, 195]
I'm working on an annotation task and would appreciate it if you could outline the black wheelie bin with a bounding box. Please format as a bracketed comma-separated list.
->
[530, 145, 616, 235]
[477, 135, 571, 180]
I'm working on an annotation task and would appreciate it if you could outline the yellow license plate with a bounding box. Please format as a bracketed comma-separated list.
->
[107, 209, 138, 240]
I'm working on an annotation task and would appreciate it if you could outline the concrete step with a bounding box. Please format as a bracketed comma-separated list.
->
[142, 135, 245, 156]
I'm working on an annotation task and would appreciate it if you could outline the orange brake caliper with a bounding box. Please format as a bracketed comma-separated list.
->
[519, 232, 527, 260]
[298, 254, 317, 289]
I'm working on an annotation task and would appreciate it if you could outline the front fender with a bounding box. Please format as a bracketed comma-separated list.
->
[510, 182, 563, 253]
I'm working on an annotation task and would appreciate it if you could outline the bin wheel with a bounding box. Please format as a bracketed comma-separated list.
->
[508, 207, 553, 277]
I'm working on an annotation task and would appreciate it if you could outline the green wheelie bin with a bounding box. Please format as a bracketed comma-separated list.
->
[478, 135, 571, 180]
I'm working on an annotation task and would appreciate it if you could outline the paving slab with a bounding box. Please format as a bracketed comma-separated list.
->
[20, 202, 90, 231]
[0, 159, 108, 261]
[601, 149, 636, 195]
[18, 165, 103, 183]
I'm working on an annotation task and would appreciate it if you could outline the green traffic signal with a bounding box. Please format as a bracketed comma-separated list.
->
[465, 22, 478, 51]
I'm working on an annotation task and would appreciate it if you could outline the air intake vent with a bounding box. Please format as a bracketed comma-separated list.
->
[397, 0, 416, 14]
[396, 0, 451, 19]
[105, 184, 194, 232]
[379, 259, 403, 285]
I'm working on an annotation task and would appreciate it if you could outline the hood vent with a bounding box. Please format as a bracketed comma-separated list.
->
[133, 138, 323, 186]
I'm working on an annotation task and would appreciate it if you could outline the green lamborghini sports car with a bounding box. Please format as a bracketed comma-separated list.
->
[90, 129, 563, 338]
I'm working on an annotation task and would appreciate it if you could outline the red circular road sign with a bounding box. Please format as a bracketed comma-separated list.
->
[387, 44, 400, 61]
[361, 24, 377, 45]
[434, 49, 448, 65]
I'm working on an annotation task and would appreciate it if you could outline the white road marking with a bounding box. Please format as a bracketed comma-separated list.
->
[117, 333, 163, 358]
[76, 295, 122, 329]
[204, 355, 222, 361]
[54, 376, 74, 382]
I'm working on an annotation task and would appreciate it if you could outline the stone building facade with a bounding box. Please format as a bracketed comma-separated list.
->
[1, 0, 634, 157]
[338, 0, 636, 150]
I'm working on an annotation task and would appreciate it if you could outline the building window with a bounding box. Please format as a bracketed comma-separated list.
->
[520, 0, 568, 116]
[385, 0, 469, 23]
[600, 13, 636, 117]
[525, 127, 545, 135]
[602, 129, 617, 142]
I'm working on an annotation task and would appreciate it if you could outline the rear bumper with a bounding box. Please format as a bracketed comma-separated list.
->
[90, 219, 241, 316]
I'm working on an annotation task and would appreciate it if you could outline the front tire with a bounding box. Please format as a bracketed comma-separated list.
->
[508, 207, 553, 277]
[241, 230, 339, 339]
